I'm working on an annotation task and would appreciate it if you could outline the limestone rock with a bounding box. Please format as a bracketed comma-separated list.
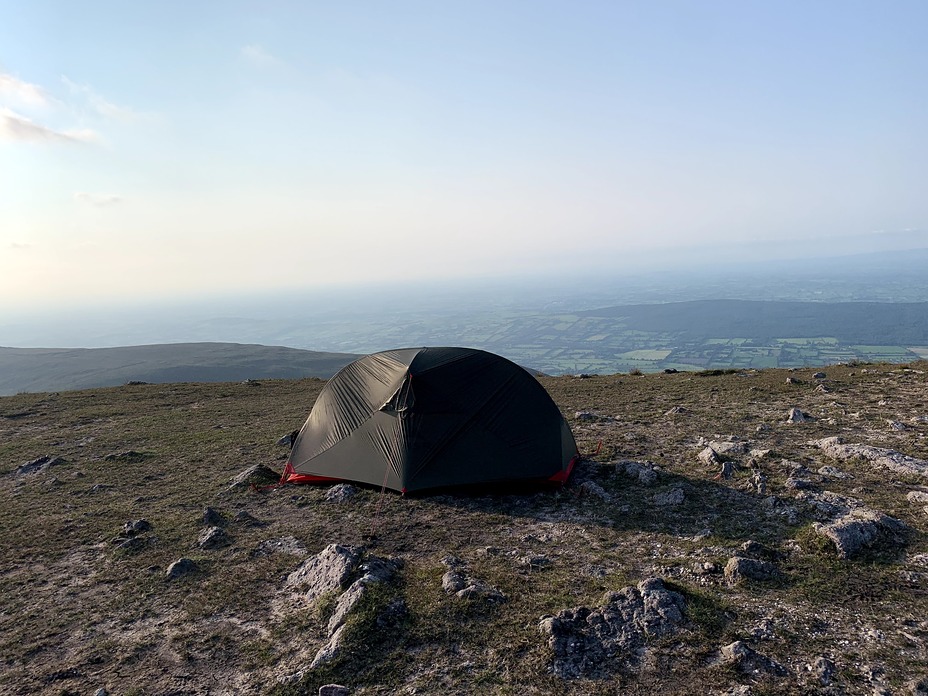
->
[228, 464, 280, 489]
[786, 407, 814, 423]
[814, 509, 906, 558]
[617, 460, 658, 486]
[812, 656, 836, 685]
[906, 490, 928, 505]
[202, 507, 224, 526]
[440, 556, 505, 603]
[578, 480, 610, 500]
[810, 436, 928, 479]
[319, 686, 350, 696]
[122, 519, 151, 536]
[813, 372, 827, 379]
[817, 465, 852, 480]
[166, 557, 197, 580]
[14, 455, 66, 476]
[198, 526, 231, 550]
[324, 483, 358, 502]
[285, 544, 363, 601]
[720, 641, 787, 676]
[539, 577, 686, 678]
[724, 557, 780, 583]
[311, 554, 402, 668]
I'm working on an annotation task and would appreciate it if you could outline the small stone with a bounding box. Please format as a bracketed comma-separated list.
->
[907, 491, 928, 504]
[817, 465, 852, 479]
[785, 477, 812, 490]
[198, 526, 231, 550]
[785, 377, 800, 384]
[724, 557, 780, 583]
[664, 405, 688, 416]
[720, 640, 787, 676]
[786, 407, 814, 423]
[203, 507, 224, 526]
[325, 483, 358, 502]
[813, 372, 827, 379]
[319, 686, 350, 696]
[94, 689, 109, 696]
[166, 557, 197, 579]
[888, 420, 909, 431]
[692, 561, 718, 575]
[122, 519, 151, 536]
[228, 464, 280, 489]
[907, 675, 928, 695]
[578, 480, 610, 500]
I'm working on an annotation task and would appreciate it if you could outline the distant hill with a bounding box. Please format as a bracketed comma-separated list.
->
[581, 300, 928, 344]
[0, 342, 359, 395]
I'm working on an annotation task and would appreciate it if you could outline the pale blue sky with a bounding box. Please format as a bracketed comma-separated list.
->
[2, 1, 926, 311]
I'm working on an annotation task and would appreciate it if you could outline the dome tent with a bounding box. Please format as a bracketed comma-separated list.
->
[281, 347, 578, 493]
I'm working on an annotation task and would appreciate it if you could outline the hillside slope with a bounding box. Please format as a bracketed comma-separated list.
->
[2, 366, 928, 694]
[0, 342, 359, 395]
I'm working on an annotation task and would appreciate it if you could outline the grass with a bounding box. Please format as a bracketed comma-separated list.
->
[2, 365, 928, 693]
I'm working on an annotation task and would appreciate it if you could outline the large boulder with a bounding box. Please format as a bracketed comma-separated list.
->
[814, 509, 906, 559]
[811, 437, 928, 479]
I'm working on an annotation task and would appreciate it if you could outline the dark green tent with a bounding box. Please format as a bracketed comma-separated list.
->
[282, 347, 578, 493]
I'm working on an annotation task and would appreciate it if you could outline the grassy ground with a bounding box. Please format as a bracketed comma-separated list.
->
[1, 364, 927, 694]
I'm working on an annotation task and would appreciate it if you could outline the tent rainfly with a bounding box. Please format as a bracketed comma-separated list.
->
[281, 347, 578, 493]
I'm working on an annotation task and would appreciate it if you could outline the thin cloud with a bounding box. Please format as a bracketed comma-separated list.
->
[61, 76, 140, 120]
[0, 72, 49, 108]
[241, 44, 284, 68]
[0, 108, 97, 143]
[74, 192, 123, 207]
[9, 242, 32, 250]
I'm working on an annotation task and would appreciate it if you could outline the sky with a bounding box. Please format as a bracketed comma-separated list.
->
[2, 1, 927, 315]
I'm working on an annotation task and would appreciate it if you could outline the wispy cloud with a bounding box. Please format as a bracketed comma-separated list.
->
[0, 72, 50, 108]
[61, 76, 140, 120]
[0, 108, 97, 143]
[241, 44, 284, 68]
[74, 192, 123, 207]
[9, 242, 32, 250]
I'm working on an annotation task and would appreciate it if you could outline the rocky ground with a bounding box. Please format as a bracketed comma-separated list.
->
[2, 363, 928, 695]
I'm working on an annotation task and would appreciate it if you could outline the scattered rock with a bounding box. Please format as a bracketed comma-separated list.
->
[663, 368, 679, 374]
[319, 686, 350, 696]
[811, 436, 928, 479]
[578, 480, 610, 500]
[786, 408, 814, 423]
[653, 487, 685, 507]
[784, 477, 812, 490]
[749, 449, 772, 459]
[698, 447, 722, 467]
[815, 383, 830, 393]
[817, 465, 852, 479]
[785, 377, 800, 385]
[692, 561, 718, 576]
[310, 554, 403, 668]
[285, 544, 364, 601]
[907, 491, 928, 505]
[325, 483, 358, 502]
[202, 507, 224, 526]
[166, 558, 197, 580]
[812, 656, 836, 685]
[440, 556, 506, 603]
[813, 372, 827, 379]
[521, 555, 552, 570]
[14, 455, 66, 476]
[665, 405, 688, 415]
[617, 460, 659, 486]
[813, 509, 906, 558]
[888, 420, 909, 431]
[719, 640, 787, 676]
[574, 410, 614, 423]
[122, 519, 151, 536]
[228, 464, 280, 489]
[724, 557, 780, 583]
[539, 577, 686, 678]
[198, 526, 231, 550]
